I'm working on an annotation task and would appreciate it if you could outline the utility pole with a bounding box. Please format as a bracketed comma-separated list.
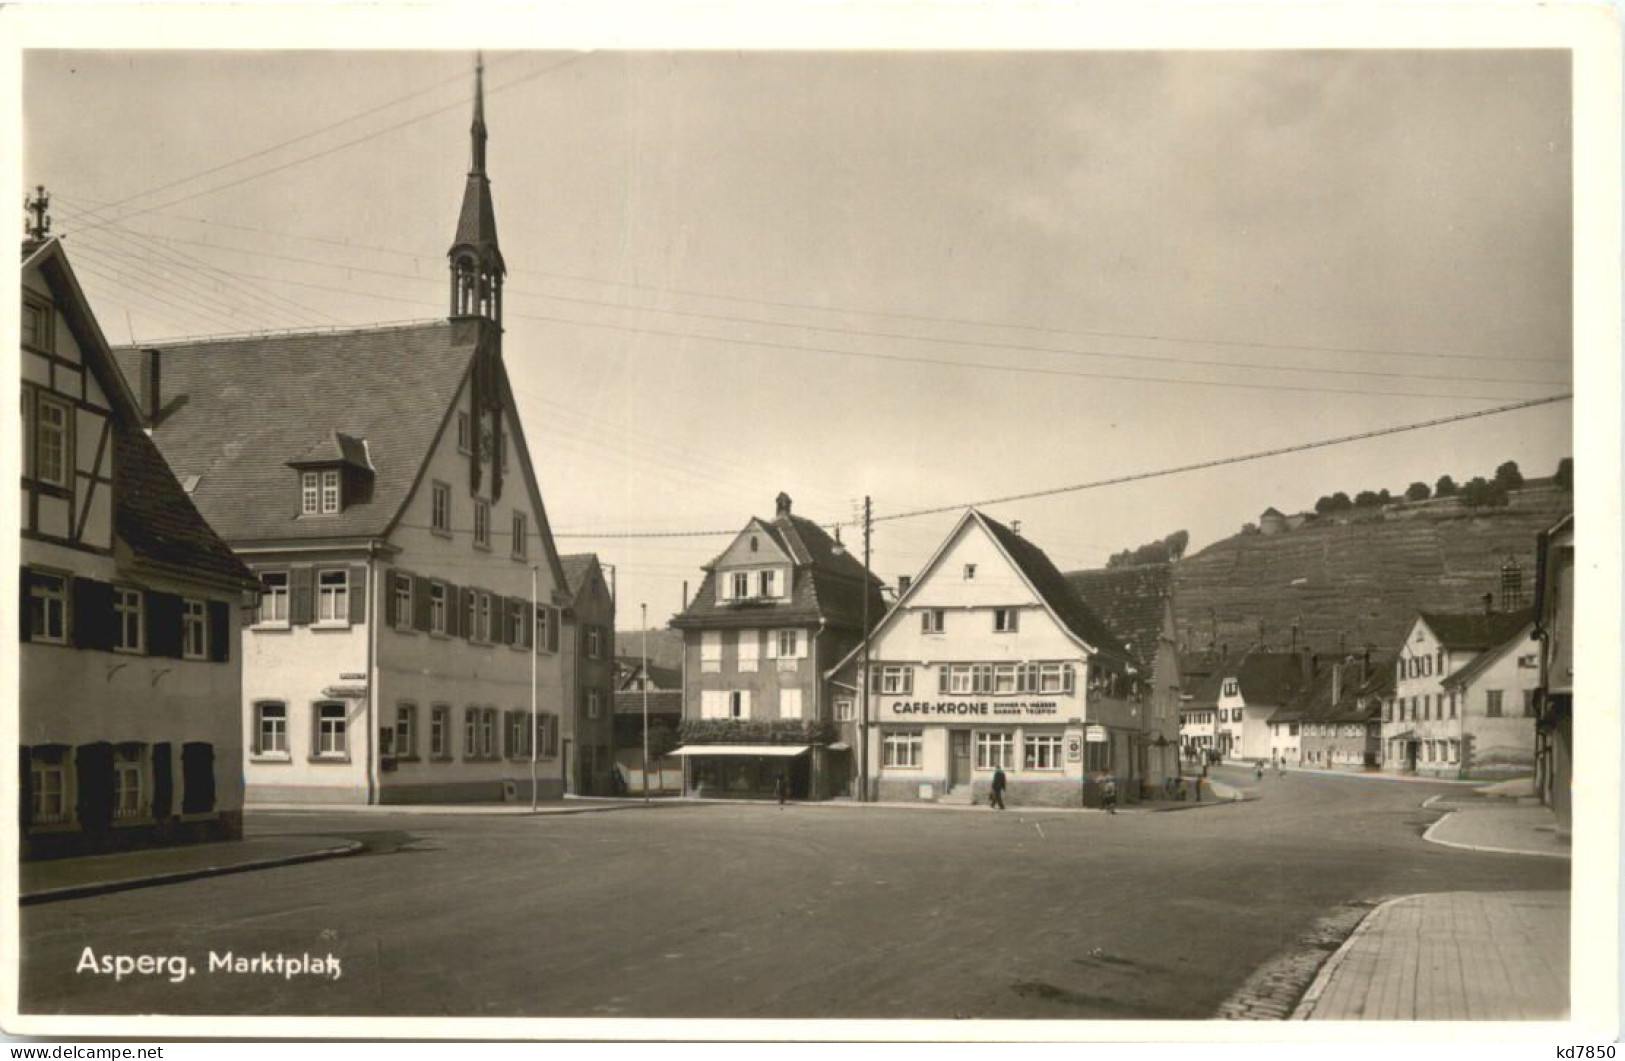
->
[641, 602, 650, 804]
[858, 495, 872, 803]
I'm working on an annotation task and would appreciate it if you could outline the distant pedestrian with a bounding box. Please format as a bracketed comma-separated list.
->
[1100, 773, 1118, 815]
[1255, 762, 1264, 783]
[775, 772, 789, 807]
[1276, 758, 1286, 778]
[990, 766, 1007, 810]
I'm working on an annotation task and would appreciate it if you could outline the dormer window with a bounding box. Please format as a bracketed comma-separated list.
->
[301, 469, 341, 515]
[759, 569, 777, 597]
[731, 572, 750, 599]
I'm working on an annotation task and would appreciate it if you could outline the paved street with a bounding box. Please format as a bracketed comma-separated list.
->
[20, 768, 1568, 1020]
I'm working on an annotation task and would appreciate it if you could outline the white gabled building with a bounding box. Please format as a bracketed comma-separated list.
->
[828, 510, 1148, 807]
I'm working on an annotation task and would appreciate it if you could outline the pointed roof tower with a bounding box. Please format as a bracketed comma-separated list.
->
[449, 54, 505, 323]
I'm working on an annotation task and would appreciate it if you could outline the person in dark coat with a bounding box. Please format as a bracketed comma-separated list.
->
[774, 771, 789, 808]
[990, 766, 1007, 810]
[1100, 772, 1118, 814]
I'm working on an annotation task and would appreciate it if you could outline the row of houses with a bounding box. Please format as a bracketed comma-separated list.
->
[19, 65, 618, 858]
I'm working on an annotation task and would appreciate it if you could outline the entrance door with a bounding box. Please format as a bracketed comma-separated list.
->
[563, 738, 573, 793]
[949, 730, 971, 787]
[1405, 740, 1418, 774]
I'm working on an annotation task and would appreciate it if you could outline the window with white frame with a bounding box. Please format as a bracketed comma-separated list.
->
[737, 629, 760, 672]
[432, 482, 451, 534]
[1486, 689, 1504, 718]
[774, 629, 800, 659]
[393, 574, 413, 630]
[28, 571, 67, 644]
[512, 512, 527, 559]
[701, 630, 722, 672]
[758, 569, 777, 598]
[587, 690, 601, 719]
[506, 600, 525, 648]
[883, 730, 923, 768]
[480, 709, 496, 758]
[474, 500, 490, 549]
[301, 471, 320, 515]
[31, 754, 68, 824]
[993, 663, 1018, 695]
[457, 412, 472, 453]
[114, 587, 144, 653]
[315, 702, 347, 757]
[34, 395, 69, 488]
[1024, 734, 1063, 770]
[1449, 739, 1460, 763]
[256, 702, 288, 756]
[834, 699, 855, 722]
[507, 712, 528, 758]
[317, 569, 349, 624]
[182, 598, 208, 659]
[779, 688, 803, 720]
[478, 592, 493, 642]
[431, 705, 449, 758]
[1039, 663, 1074, 695]
[22, 297, 50, 350]
[258, 571, 289, 625]
[586, 627, 603, 659]
[700, 690, 729, 719]
[731, 571, 751, 599]
[921, 609, 945, 634]
[1222, 678, 1239, 698]
[321, 469, 341, 514]
[464, 708, 479, 759]
[113, 747, 145, 820]
[877, 665, 913, 695]
[975, 731, 1015, 770]
[430, 582, 447, 634]
[395, 704, 416, 758]
[993, 608, 1019, 633]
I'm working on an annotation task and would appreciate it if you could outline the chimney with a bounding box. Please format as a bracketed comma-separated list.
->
[1332, 662, 1342, 707]
[681, 580, 688, 610]
[1011, 519, 1022, 536]
[898, 574, 912, 594]
[1482, 592, 1494, 615]
[775, 492, 793, 518]
[139, 348, 162, 425]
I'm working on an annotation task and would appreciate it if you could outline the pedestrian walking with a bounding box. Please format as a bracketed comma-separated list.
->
[1100, 773, 1118, 815]
[1255, 762, 1264, 783]
[990, 766, 1007, 810]
[1276, 758, 1286, 778]
[775, 771, 789, 808]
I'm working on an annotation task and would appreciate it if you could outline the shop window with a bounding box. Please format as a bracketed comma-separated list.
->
[882, 730, 923, 768]
[1024, 734, 1063, 771]
[975, 732, 1014, 770]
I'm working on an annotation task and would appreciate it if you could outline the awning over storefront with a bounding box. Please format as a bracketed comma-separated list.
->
[668, 744, 811, 758]
[1387, 731, 1417, 742]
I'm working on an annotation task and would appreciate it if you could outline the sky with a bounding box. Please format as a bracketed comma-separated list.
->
[22, 48, 1574, 624]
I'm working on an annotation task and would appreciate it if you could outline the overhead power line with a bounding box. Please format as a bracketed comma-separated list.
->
[103, 224, 1566, 389]
[551, 393, 1572, 538]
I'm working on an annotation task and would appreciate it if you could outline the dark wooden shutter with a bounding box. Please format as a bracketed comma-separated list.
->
[383, 568, 399, 627]
[444, 582, 461, 637]
[499, 597, 513, 646]
[413, 576, 433, 632]
[290, 568, 314, 625]
[181, 742, 216, 814]
[19, 747, 32, 829]
[523, 602, 535, 649]
[547, 607, 560, 653]
[349, 565, 368, 624]
[460, 587, 475, 641]
[150, 742, 173, 820]
[145, 592, 184, 659]
[207, 600, 230, 662]
[75, 742, 115, 831]
[19, 569, 32, 644]
[503, 710, 514, 757]
[72, 577, 116, 651]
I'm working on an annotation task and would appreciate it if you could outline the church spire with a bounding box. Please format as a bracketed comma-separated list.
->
[449, 52, 504, 324]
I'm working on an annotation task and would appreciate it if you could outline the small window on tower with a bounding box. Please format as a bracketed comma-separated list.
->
[457, 412, 472, 454]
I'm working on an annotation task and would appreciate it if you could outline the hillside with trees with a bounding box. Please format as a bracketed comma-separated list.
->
[1172, 473, 1571, 658]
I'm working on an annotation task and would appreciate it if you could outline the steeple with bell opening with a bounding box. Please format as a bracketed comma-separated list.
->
[448, 55, 505, 325]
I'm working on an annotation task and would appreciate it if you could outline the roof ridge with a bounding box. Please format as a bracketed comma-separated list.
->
[113, 318, 448, 351]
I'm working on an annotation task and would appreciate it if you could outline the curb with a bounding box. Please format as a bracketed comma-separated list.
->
[1421, 809, 1571, 860]
[1291, 894, 1420, 1019]
[21, 840, 364, 905]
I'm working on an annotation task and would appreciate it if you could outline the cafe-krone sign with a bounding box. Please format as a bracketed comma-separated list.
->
[878, 698, 1069, 723]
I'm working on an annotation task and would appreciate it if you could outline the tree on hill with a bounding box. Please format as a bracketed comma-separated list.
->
[1555, 457, 1573, 491]
[1315, 492, 1353, 514]
[1354, 490, 1383, 508]
[1461, 476, 1510, 508]
[1405, 481, 1432, 501]
[1494, 460, 1524, 490]
[1106, 530, 1190, 568]
[1435, 475, 1458, 498]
